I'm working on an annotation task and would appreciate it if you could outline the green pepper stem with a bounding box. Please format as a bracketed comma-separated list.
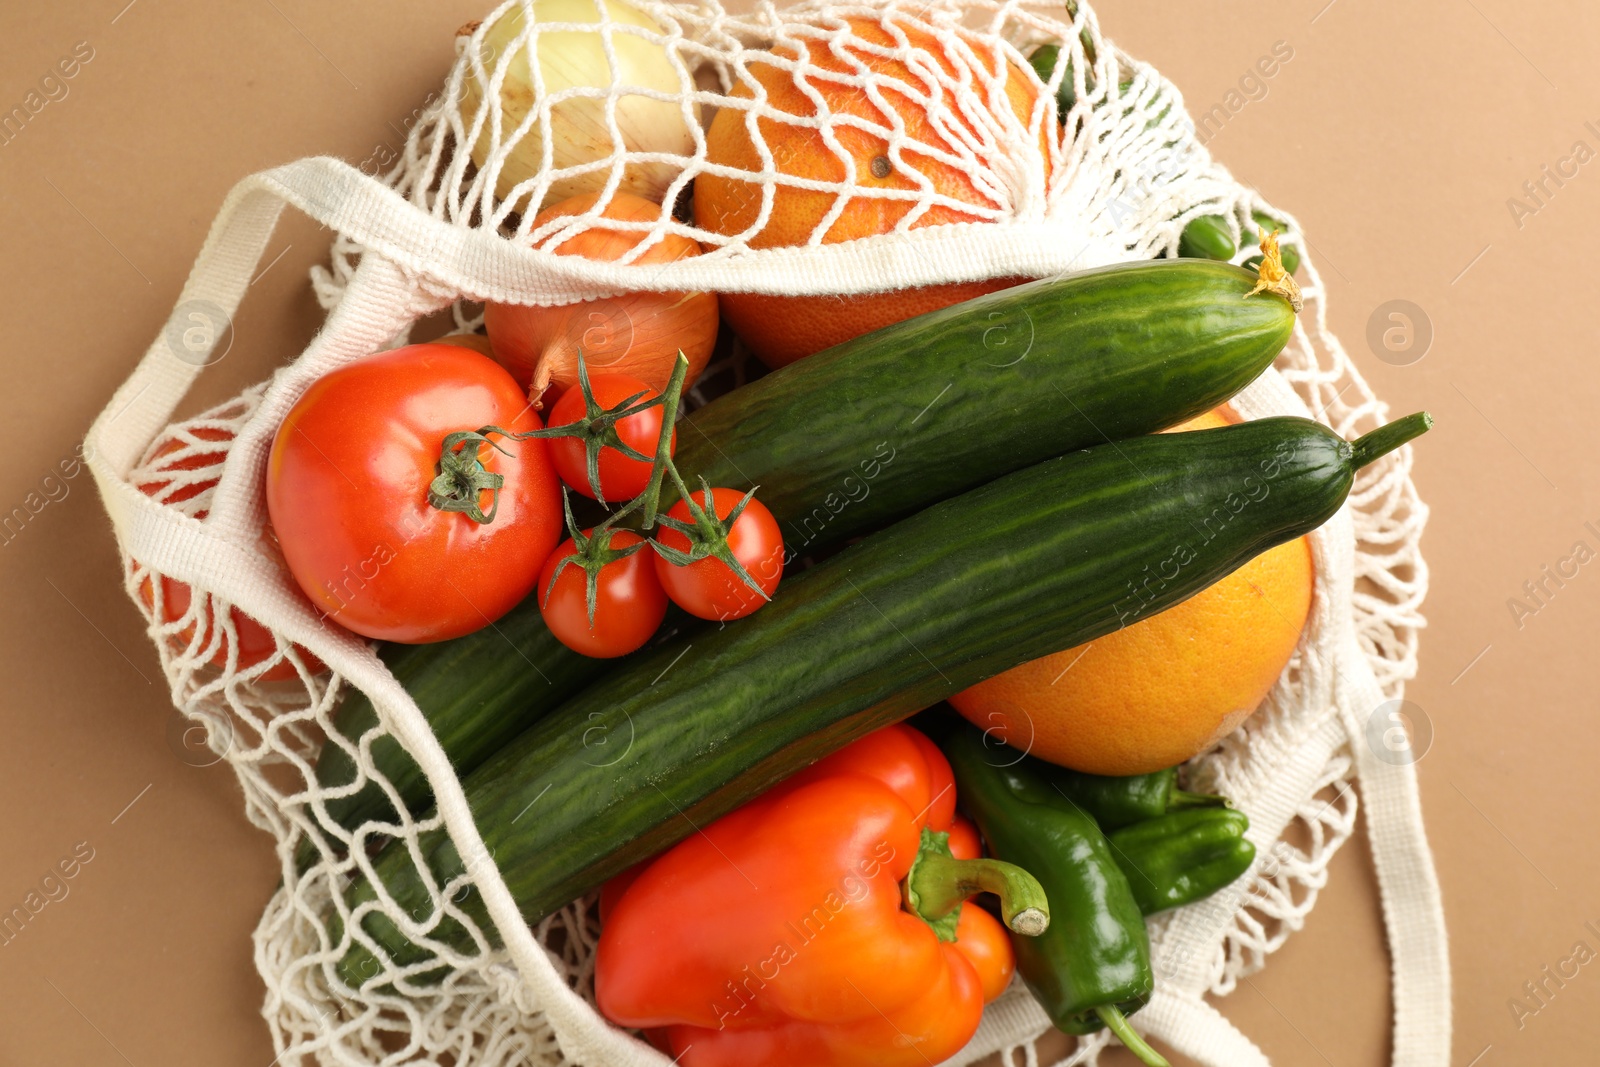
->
[1168, 789, 1226, 811]
[1094, 1006, 1170, 1067]
[1351, 412, 1432, 469]
[906, 849, 1049, 937]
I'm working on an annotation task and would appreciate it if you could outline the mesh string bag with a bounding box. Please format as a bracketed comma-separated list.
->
[84, 1, 1451, 1064]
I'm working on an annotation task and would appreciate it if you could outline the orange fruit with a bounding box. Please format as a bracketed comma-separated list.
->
[693, 16, 1049, 367]
[950, 407, 1315, 775]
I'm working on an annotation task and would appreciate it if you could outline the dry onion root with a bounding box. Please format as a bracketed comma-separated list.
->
[484, 191, 719, 402]
[457, 0, 699, 211]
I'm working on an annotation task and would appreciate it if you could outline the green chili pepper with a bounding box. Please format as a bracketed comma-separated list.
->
[1027, 6, 1101, 117]
[1108, 808, 1256, 916]
[1044, 765, 1222, 830]
[1027, 42, 1300, 276]
[1179, 212, 1302, 275]
[1177, 214, 1236, 262]
[1028, 43, 1077, 114]
[1028, 43, 1135, 121]
[935, 721, 1169, 1067]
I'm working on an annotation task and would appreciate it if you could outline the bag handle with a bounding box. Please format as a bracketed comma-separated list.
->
[1140, 991, 1273, 1067]
[1137, 635, 1452, 1067]
[135, 156, 1144, 307]
[1337, 648, 1453, 1067]
[89, 181, 288, 486]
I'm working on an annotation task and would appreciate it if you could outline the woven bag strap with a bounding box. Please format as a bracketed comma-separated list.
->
[1337, 640, 1453, 1066]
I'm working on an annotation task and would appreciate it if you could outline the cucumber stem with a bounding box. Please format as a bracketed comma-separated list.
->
[904, 828, 1050, 939]
[1094, 1006, 1170, 1067]
[1351, 411, 1432, 469]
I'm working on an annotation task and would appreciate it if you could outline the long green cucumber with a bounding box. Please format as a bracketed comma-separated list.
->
[674, 260, 1294, 554]
[312, 259, 1294, 838]
[308, 610, 614, 841]
[333, 412, 1429, 982]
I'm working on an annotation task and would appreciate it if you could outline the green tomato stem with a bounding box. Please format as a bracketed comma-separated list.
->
[519, 353, 660, 506]
[427, 429, 510, 524]
[541, 489, 647, 624]
[639, 352, 690, 530]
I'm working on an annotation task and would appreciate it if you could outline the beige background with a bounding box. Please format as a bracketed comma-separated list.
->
[0, 0, 1592, 1063]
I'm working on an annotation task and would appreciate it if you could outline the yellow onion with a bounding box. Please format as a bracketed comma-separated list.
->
[458, 0, 698, 210]
[427, 332, 497, 358]
[484, 191, 718, 400]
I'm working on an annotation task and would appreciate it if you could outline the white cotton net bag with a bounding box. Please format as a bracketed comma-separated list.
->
[84, 0, 1449, 1064]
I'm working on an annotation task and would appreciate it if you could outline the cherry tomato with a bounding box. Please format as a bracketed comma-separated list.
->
[267, 343, 562, 643]
[653, 488, 784, 621]
[134, 429, 324, 681]
[538, 529, 668, 658]
[545, 372, 675, 503]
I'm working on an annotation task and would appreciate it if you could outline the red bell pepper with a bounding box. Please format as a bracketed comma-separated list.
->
[596, 723, 1049, 1067]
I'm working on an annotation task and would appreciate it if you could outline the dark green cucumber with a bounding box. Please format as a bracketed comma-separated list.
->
[312, 259, 1295, 838]
[334, 412, 1429, 982]
[674, 260, 1295, 555]
[308, 610, 610, 840]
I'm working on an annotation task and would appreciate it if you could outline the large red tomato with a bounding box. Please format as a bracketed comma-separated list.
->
[267, 343, 562, 643]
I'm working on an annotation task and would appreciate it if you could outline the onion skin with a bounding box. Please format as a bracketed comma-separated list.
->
[485, 192, 718, 401]
[430, 333, 497, 359]
[458, 0, 698, 211]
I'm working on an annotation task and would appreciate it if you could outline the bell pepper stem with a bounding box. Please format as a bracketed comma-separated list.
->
[905, 833, 1049, 939]
[1094, 1006, 1170, 1067]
